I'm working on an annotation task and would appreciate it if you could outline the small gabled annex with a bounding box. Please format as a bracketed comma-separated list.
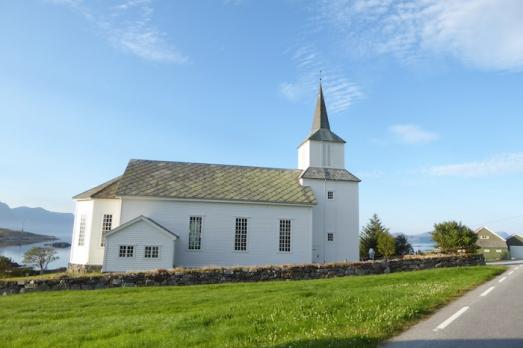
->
[102, 216, 179, 272]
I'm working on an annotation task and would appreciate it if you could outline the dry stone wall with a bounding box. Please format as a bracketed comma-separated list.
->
[1, 255, 485, 296]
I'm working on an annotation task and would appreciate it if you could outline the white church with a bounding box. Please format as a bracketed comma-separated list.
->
[69, 85, 361, 272]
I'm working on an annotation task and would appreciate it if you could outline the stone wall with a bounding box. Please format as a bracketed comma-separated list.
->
[67, 263, 102, 273]
[1, 255, 485, 296]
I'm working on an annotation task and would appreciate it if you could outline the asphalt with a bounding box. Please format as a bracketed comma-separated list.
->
[381, 265, 523, 348]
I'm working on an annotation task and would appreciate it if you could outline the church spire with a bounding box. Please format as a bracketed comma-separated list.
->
[300, 82, 346, 145]
[311, 83, 331, 131]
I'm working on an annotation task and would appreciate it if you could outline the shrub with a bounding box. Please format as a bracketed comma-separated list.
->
[431, 221, 478, 254]
[395, 234, 414, 256]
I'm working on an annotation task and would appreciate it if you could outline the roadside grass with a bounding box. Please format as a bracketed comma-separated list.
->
[0, 266, 504, 348]
[1, 272, 102, 281]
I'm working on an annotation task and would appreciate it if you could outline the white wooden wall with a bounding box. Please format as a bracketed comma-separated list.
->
[69, 200, 94, 265]
[103, 220, 175, 272]
[120, 198, 313, 267]
[298, 140, 345, 169]
[301, 178, 359, 263]
[69, 198, 121, 266]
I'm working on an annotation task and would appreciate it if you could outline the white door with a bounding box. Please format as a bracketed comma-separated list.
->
[510, 246, 523, 259]
[312, 244, 322, 263]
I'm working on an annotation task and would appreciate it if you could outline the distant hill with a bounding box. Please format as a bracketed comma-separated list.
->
[497, 231, 511, 239]
[0, 227, 57, 247]
[405, 232, 433, 244]
[0, 202, 73, 242]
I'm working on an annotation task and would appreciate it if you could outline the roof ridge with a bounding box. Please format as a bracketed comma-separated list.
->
[128, 159, 302, 173]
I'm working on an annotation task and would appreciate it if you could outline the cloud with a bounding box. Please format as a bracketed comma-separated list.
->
[425, 153, 523, 177]
[49, 0, 188, 64]
[279, 45, 363, 113]
[389, 124, 439, 144]
[318, 0, 523, 71]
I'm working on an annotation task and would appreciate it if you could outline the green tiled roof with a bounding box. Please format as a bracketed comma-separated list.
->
[114, 159, 316, 205]
[73, 176, 121, 199]
[301, 167, 361, 182]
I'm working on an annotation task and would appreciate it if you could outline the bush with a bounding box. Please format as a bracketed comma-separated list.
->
[432, 221, 478, 254]
[395, 234, 414, 256]
[377, 233, 396, 259]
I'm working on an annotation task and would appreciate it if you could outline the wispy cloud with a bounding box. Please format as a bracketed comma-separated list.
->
[49, 0, 188, 64]
[279, 45, 363, 113]
[318, 0, 523, 71]
[425, 153, 523, 177]
[389, 124, 439, 144]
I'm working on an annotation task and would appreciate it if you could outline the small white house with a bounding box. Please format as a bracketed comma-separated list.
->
[69, 85, 361, 272]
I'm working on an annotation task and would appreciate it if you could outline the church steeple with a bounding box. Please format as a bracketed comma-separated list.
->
[311, 83, 331, 131]
[297, 83, 347, 170]
[301, 83, 346, 145]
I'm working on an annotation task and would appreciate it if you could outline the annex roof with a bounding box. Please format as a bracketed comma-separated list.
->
[105, 215, 179, 239]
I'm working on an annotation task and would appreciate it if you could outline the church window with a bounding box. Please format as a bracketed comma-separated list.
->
[279, 219, 291, 252]
[327, 233, 334, 242]
[78, 215, 87, 246]
[188, 216, 202, 250]
[145, 246, 159, 258]
[119, 245, 134, 257]
[327, 191, 334, 200]
[234, 218, 248, 251]
[100, 214, 112, 247]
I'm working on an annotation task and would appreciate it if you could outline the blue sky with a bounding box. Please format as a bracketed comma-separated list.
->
[1, 0, 522, 234]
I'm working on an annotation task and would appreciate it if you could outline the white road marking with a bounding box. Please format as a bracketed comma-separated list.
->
[499, 276, 507, 283]
[480, 286, 495, 297]
[508, 271, 514, 275]
[433, 306, 469, 332]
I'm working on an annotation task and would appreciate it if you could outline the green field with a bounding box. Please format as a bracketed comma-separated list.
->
[0, 266, 504, 348]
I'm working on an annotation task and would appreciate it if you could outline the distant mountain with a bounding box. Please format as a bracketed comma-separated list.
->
[406, 232, 433, 244]
[393, 232, 433, 244]
[0, 202, 73, 242]
[497, 231, 511, 239]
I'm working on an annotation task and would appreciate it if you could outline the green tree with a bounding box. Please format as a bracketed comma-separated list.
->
[0, 256, 20, 275]
[377, 232, 396, 259]
[431, 221, 478, 254]
[394, 234, 413, 256]
[23, 247, 58, 274]
[360, 214, 390, 259]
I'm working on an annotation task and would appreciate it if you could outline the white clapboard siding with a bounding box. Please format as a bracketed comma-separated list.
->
[69, 200, 94, 265]
[120, 198, 314, 267]
[103, 219, 176, 272]
[69, 198, 122, 267]
[302, 179, 359, 263]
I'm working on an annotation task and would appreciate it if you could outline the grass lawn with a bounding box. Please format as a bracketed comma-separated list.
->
[0, 266, 504, 348]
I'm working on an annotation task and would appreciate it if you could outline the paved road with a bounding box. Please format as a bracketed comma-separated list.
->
[382, 265, 523, 348]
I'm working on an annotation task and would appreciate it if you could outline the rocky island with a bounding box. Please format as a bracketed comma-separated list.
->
[0, 228, 57, 247]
